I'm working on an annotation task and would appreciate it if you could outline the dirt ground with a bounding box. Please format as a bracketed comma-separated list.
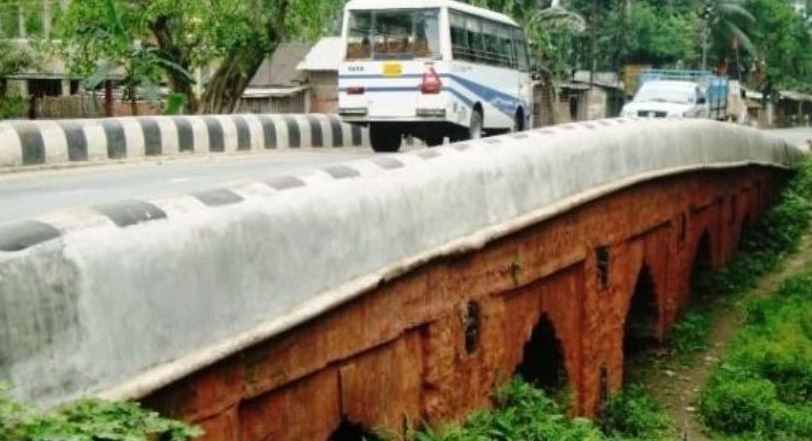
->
[634, 233, 812, 441]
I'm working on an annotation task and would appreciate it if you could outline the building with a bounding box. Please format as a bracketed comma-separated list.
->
[297, 37, 343, 114]
[238, 43, 313, 114]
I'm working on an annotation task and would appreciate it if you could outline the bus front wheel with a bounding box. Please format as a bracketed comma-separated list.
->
[369, 124, 401, 153]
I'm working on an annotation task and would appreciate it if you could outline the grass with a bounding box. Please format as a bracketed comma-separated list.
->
[699, 268, 812, 441]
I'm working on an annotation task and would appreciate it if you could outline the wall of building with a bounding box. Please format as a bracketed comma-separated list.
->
[143, 166, 784, 440]
[308, 71, 339, 114]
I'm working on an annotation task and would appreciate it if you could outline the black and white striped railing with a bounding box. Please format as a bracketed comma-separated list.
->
[0, 114, 369, 169]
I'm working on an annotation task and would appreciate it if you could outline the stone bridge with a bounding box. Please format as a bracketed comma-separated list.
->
[0, 117, 802, 440]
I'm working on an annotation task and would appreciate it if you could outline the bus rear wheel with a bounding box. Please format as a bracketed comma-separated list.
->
[369, 123, 401, 153]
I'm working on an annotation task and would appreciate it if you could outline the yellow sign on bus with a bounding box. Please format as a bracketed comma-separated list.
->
[382, 63, 403, 77]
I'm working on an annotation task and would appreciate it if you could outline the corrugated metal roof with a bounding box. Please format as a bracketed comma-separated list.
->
[248, 42, 312, 88]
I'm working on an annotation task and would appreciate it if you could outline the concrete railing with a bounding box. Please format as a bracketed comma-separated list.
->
[0, 114, 369, 171]
[0, 118, 802, 406]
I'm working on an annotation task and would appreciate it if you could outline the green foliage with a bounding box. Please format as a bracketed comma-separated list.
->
[745, 0, 812, 93]
[697, 158, 812, 440]
[0, 94, 26, 120]
[163, 93, 186, 115]
[53, 0, 346, 113]
[0, 384, 201, 441]
[622, 3, 697, 65]
[668, 310, 714, 355]
[699, 271, 812, 440]
[600, 385, 671, 439]
[697, 159, 812, 295]
[405, 379, 674, 441]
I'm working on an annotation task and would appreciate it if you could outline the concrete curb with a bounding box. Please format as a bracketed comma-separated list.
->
[0, 114, 369, 171]
[0, 118, 803, 407]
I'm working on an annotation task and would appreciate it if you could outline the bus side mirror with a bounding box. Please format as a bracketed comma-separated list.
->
[697, 96, 707, 105]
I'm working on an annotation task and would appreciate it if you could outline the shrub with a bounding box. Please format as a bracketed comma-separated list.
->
[668, 310, 713, 355]
[407, 379, 674, 441]
[600, 385, 671, 439]
[0, 384, 201, 441]
[700, 372, 780, 434]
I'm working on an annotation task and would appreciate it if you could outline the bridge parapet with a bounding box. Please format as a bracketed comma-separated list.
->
[0, 114, 368, 171]
[0, 119, 802, 425]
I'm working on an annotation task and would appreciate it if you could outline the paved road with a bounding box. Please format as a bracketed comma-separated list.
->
[0, 148, 379, 223]
[1, 127, 809, 225]
[769, 128, 812, 149]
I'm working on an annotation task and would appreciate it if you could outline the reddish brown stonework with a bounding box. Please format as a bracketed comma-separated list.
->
[144, 167, 786, 440]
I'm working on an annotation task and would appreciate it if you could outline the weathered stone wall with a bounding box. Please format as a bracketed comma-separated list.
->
[144, 167, 783, 440]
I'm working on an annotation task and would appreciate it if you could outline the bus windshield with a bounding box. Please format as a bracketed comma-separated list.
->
[346, 9, 441, 61]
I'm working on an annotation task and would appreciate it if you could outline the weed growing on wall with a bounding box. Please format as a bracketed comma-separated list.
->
[0, 384, 201, 441]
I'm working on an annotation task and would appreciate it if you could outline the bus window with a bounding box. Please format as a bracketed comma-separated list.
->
[450, 12, 470, 61]
[374, 11, 414, 59]
[482, 21, 500, 65]
[415, 10, 441, 58]
[346, 11, 372, 60]
[346, 9, 440, 60]
[513, 29, 529, 72]
[466, 16, 484, 63]
[497, 25, 515, 68]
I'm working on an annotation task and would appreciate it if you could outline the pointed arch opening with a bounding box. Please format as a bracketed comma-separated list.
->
[623, 264, 659, 361]
[515, 315, 568, 394]
[328, 419, 379, 441]
[690, 231, 713, 299]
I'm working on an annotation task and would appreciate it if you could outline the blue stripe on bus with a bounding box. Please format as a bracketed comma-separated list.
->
[338, 73, 525, 118]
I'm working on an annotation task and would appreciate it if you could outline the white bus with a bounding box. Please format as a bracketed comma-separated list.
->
[338, 0, 534, 152]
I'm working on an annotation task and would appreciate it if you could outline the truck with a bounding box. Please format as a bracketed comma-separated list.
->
[620, 69, 730, 120]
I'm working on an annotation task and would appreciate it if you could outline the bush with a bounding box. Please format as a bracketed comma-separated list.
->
[700, 372, 780, 434]
[407, 379, 674, 441]
[0, 95, 26, 120]
[0, 384, 201, 441]
[668, 310, 713, 355]
[600, 385, 671, 439]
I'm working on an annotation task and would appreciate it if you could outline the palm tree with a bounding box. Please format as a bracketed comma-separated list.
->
[700, 0, 756, 70]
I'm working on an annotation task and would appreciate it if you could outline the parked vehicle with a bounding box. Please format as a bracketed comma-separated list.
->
[621, 69, 730, 121]
[338, 0, 534, 152]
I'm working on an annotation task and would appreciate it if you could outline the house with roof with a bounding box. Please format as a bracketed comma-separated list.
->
[238, 42, 313, 114]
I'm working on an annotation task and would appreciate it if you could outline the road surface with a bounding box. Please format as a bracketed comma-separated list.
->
[1, 127, 809, 225]
[769, 128, 812, 149]
[0, 148, 380, 223]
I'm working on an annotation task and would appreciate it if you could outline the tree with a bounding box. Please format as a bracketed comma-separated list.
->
[744, 0, 812, 92]
[54, 0, 344, 114]
[700, 0, 755, 70]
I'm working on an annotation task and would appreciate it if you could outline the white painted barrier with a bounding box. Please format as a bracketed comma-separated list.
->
[0, 118, 802, 406]
[0, 114, 370, 171]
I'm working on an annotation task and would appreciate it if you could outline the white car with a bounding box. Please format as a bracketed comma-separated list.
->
[621, 80, 708, 119]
